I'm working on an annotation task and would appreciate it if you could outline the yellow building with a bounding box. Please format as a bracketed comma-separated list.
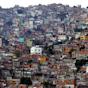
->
[80, 35, 88, 40]
[38, 56, 48, 64]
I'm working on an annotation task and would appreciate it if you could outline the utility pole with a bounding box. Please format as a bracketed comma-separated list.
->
[73, 68, 77, 88]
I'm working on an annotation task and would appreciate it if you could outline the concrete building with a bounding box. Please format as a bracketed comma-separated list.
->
[30, 46, 43, 55]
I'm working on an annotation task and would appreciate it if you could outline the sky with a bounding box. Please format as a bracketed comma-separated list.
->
[0, 0, 88, 8]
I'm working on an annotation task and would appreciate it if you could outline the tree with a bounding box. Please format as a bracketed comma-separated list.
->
[14, 50, 21, 58]
[20, 77, 32, 86]
[75, 59, 88, 72]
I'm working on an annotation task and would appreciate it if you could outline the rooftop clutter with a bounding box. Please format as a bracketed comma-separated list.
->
[0, 4, 88, 88]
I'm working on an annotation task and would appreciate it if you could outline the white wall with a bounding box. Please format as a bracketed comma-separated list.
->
[30, 46, 43, 55]
[64, 85, 74, 88]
